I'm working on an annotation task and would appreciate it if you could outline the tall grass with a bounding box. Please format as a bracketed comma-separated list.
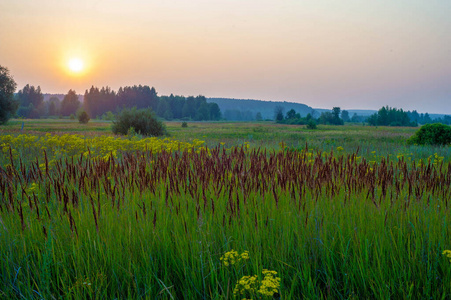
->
[1, 144, 451, 299]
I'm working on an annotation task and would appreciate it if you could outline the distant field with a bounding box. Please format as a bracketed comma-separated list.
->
[1, 119, 451, 299]
[1, 118, 449, 162]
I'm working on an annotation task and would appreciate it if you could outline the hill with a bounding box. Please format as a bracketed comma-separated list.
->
[207, 98, 314, 120]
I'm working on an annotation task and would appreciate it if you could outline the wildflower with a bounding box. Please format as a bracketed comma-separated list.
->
[240, 250, 250, 260]
[258, 269, 281, 297]
[220, 250, 250, 267]
[443, 250, 451, 262]
[26, 182, 38, 194]
[233, 270, 281, 299]
[233, 275, 259, 298]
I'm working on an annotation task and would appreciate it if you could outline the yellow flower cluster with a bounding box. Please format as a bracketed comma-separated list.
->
[233, 275, 259, 298]
[220, 250, 249, 267]
[221, 250, 281, 299]
[258, 269, 281, 297]
[233, 270, 281, 299]
[432, 153, 444, 165]
[0, 134, 205, 162]
[443, 250, 451, 262]
[26, 182, 38, 194]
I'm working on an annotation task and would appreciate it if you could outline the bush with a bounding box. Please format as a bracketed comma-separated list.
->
[306, 120, 317, 130]
[101, 111, 115, 121]
[181, 121, 188, 128]
[407, 123, 451, 145]
[77, 111, 90, 124]
[112, 107, 166, 137]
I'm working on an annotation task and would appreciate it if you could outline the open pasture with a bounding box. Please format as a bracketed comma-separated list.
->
[1, 120, 451, 299]
[2, 119, 450, 163]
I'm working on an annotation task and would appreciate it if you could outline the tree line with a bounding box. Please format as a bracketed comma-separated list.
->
[367, 106, 451, 126]
[1, 65, 450, 126]
[9, 82, 221, 121]
[84, 86, 221, 121]
[275, 106, 346, 126]
[275, 105, 450, 127]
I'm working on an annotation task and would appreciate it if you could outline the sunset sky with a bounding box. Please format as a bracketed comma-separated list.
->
[1, 0, 450, 113]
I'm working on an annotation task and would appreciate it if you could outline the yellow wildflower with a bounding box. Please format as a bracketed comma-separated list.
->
[443, 250, 451, 262]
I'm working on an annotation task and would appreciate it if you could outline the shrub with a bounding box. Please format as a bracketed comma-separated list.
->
[306, 120, 317, 130]
[181, 121, 188, 128]
[101, 111, 115, 121]
[77, 111, 90, 124]
[112, 107, 166, 137]
[407, 123, 451, 145]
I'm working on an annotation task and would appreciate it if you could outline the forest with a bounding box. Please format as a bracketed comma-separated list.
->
[7, 82, 451, 127]
[14, 84, 222, 121]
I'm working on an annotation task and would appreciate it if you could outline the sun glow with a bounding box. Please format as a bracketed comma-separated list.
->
[68, 58, 84, 73]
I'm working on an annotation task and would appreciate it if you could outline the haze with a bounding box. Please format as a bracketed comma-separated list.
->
[1, 0, 450, 113]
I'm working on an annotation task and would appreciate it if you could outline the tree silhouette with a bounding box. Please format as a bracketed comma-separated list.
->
[60, 90, 80, 116]
[0, 66, 18, 124]
[16, 84, 44, 118]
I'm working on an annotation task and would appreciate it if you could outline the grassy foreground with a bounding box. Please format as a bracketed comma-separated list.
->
[1, 120, 451, 299]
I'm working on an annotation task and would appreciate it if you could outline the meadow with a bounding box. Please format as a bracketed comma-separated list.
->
[1, 119, 451, 299]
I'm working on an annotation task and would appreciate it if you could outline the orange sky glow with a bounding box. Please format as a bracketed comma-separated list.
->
[1, 0, 450, 113]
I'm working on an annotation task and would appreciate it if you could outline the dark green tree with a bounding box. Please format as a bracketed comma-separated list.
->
[165, 94, 185, 119]
[157, 99, 173, 120]
[332, 107, 341, 119]
[341, 110, 350, 122]
[318, 107, 344, 125]
[408, 110, 420, 123]
[255, 112, 263, 121]
[351, 113, 360, 123]
[0, 66, 18, 124]
[285, 109, 297, 120]
[84, 86, 117, 118]
[208, 103, 221, 120]
[60, 90, 80, 116]
[377, 106, 389, 125]
[47, 96, 60, 116]
[116, 85, 158, 111]
[16, 84, 44, 118]
[182, 96, 196, 119]
[368, 106, 416, 127]
[195, 102, 210, 121]
[274, 106, 284, 122]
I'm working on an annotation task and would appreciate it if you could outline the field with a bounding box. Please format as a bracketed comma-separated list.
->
[1, 119, 451, 299]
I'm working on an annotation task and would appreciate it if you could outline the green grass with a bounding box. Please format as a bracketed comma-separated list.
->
[1, 119, 451, 299]
[2, 119, 450, 163]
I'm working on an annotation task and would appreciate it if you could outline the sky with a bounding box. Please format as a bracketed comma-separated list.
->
[1, 0, 450, 114]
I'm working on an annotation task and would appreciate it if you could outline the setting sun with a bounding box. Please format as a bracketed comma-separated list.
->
[68, 58, 84, 73]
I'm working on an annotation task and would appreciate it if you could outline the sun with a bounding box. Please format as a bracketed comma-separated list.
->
[68, 58, 84, 73]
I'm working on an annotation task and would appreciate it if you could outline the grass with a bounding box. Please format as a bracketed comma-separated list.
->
[0, 119, 451, 299]
[2, 119, 450, 163]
